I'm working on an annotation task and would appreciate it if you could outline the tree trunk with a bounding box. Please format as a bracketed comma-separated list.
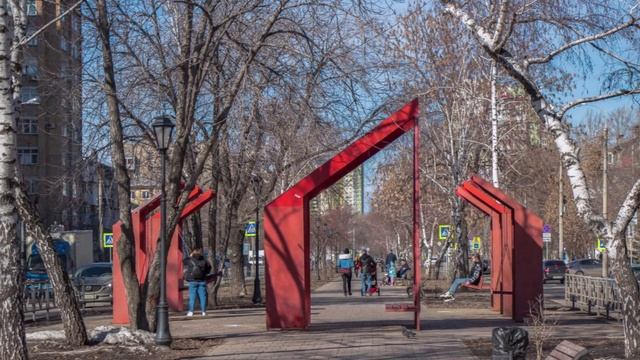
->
[228, 228, 247, 297]
[453, 200, 469, 277]
[95, 0, 146, 330]
[15, 187, 88, 345]
[0, 1, 26, 357]
[613, 234, 640, 358]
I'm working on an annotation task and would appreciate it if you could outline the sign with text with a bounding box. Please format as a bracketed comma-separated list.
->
[542, 232, 551, 243]
[103, 232, 113, 248]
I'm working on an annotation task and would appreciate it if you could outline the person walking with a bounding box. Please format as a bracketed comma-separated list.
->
[337, 248, 354, 296]
[387, 260, 397, 286]
[385, 249, 397, 269]
[439, 253, 483, 302]
[184, 248, 212, 316]
[359, 248, 374, 296]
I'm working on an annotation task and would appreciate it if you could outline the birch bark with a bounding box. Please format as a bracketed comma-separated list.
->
[0, 2, 26, 357]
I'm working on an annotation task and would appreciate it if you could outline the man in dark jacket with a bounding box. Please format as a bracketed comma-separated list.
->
[439, 254, 483, 302]
[359, 248, 374, 296]
[184, 248, 212, 316]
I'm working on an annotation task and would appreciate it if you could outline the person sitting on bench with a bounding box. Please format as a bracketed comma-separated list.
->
[439, 253, 483, 302]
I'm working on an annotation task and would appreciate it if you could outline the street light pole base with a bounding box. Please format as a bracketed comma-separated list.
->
[155, 303, 172, 346]
[252, 278, 262, 304]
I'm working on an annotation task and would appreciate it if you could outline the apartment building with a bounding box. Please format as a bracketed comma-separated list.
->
[124, 141, 162, 207]
[18, 0, 83, 228]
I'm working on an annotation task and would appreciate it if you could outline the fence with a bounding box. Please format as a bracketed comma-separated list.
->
[23, 280, 56, 322]
[564, 273, 621, 320]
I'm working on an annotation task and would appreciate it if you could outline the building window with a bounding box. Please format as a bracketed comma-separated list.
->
[21, 86, 39, 104]
[18, 118, 37, 134]
[17, 147, 38, 165]
[27, 0, 37, 16]
[25, 59, 38, 79]
[142, 190, 150, 199]
[125, 157, 135, 170]
[26, 30, 38, 47]
[60, 37, 68, 52]
[25, 178, 38, 194]
[130, 191, 135, 199]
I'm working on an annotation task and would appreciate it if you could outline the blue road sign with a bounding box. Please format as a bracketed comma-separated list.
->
[103, 233, 113, 248]
[543, 224, 552, 233]
[438, 225, 451, 240]
[245, 222, 257, 237]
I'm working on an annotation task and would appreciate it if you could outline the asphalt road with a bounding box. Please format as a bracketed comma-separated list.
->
[543, 280, 565, 304]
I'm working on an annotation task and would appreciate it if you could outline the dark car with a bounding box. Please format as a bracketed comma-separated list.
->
[73, 263, 113, 305]
[543, 260, 567, 283]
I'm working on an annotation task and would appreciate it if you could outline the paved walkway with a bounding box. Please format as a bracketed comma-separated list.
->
[28, 278, 624, 359]
[194, 278, 477, 359]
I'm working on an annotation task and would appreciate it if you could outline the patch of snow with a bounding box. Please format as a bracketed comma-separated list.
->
[90, 326, 155, 346]
[26, 330, 66, 341]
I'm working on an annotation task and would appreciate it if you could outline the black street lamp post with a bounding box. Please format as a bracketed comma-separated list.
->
[251, 174, 262, 304]
[152, 115, 175, 346]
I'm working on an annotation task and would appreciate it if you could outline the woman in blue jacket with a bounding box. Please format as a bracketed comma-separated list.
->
[337, 248, 354, 296]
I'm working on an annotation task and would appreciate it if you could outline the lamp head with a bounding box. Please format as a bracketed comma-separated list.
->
[152, 116, 175, 151]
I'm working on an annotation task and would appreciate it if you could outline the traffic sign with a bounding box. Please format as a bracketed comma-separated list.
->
[597, 238, 607, 252]
[438, 225, 451, 240]
[542, 232, 551, 243]
[245, 222, 257, 237]
[543, 224, 552, 233]
[472, 236, 482, 250]
[103, 232, 113, 248]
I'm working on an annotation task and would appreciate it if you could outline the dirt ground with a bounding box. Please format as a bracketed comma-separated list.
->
[29, 337, 222, 360]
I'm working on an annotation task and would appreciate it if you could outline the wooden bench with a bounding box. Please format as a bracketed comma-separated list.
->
[545, 340, 589, 360]
[385, 303, 416, 312]
[462, 274, 490, 290]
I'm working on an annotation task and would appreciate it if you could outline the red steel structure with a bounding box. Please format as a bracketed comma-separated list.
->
[112, 185, 214, 324]
[264, 99, 421, 330]
[456, 175, 543, 321]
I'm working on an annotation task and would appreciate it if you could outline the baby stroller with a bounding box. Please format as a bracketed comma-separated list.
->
[368, 268, 381, 296]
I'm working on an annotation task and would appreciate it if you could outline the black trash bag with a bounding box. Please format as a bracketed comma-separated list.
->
[491, 327, 529, 360]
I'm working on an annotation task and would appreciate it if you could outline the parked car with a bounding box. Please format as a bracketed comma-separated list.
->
[73, 263, 113, 304]
[566, 259, 602, 277]
[543, 260, 567, 283]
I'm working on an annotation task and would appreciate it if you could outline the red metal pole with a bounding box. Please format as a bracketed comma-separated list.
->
[413, 119, 421, 330]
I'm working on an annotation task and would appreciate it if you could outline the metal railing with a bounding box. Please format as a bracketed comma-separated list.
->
[23, 280, 56, 322]
[564, 273, 621, 320]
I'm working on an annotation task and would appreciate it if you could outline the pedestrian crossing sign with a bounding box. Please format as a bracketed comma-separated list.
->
[103, 232, 113, 248]
[597, 238, 606, 252]
[245, 222, 257, 237]
[438, 225, 451, 240]
[472, 236, 481, 250]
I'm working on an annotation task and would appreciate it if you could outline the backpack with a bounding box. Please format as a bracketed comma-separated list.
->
[184, 257, 204, 280]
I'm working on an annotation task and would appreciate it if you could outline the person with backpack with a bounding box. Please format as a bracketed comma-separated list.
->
[439, 253, 483, 302]
[359, 248, 374, 296]
[183, 248, 212, 316]
[336, 248, 354, 296]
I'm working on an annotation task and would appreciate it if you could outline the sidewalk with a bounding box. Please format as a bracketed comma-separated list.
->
[27, 278, 624, 359]
[194, 278, 478, 359]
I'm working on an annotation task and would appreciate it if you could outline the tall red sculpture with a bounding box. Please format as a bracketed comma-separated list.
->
[264, 100, 421, 330]
[112, 185, 214, 324]
[456, 175, 543, 321]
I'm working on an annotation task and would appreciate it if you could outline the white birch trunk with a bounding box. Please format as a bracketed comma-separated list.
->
[0, 1, 26, 358]
[490, 61, 499, 188]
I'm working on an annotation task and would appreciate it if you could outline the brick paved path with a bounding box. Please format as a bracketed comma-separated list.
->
[195, 278, 478, 359]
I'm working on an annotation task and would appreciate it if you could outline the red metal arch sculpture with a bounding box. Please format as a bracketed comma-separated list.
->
[264, 99, 421, 330]
[456, 175, 543, 321]
[112, 185, 214, 324]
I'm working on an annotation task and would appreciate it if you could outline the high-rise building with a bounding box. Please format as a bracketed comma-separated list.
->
[310, 165, 364, 215]
[18, 0, 83, 228]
